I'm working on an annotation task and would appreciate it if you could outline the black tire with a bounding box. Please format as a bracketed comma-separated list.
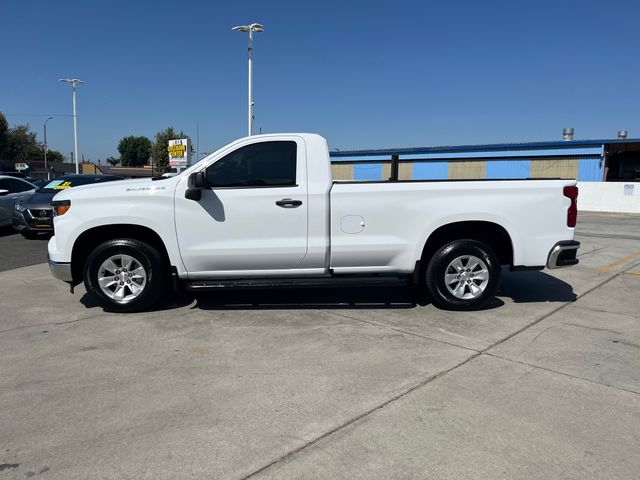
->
[425, 239, 501, 311]
[21, 231, 39, 239]
[84, 239, 167, 312]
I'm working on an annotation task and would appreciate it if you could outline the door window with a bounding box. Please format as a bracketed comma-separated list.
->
[0, 178, 33, 193]
[206, 141, 297, 188]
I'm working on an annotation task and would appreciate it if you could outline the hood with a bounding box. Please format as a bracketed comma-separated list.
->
[21, 190, 57, 209]
[51, 176, 180, 202]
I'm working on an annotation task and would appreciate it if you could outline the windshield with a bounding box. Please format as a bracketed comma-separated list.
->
[38, 176, 117, 193]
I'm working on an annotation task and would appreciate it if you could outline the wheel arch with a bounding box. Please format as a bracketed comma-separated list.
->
[419, 220, 514, 269]
[70, 224, 171, 284]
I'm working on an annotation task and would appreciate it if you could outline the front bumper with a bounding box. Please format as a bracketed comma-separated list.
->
[13, 209, 54, 232]
[547, 240, 580, 269]
[49, 259, 73, 282]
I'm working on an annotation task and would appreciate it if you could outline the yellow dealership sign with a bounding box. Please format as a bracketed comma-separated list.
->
[168, 138, 191, 167]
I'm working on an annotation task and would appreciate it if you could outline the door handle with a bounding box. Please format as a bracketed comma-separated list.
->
[275, 198, 302, 208]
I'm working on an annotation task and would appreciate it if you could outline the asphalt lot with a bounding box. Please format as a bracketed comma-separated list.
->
[0, 212, 639, 479]
[0, 227, 50, 272]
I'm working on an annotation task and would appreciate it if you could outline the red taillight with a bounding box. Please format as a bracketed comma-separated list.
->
[563, 186, 578, 227]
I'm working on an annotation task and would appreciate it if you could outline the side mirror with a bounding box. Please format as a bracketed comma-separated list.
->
[0, 189, 8, 197]
[185, 171, 207, 201]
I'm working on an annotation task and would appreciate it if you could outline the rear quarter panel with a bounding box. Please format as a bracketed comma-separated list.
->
[329, 179, 576, 273]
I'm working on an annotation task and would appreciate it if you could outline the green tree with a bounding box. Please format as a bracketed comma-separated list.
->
[151, 127, 190, 173]
[106, 156, 119, 167]
[6, 124, 42, 162]
[117, 135, 152, 167]
[0, 113, 64, 164]
[46, 150, 64, 163]
[0, 112, 9, 159]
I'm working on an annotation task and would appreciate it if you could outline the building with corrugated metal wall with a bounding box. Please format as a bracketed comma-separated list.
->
[330, 136, 640, 183]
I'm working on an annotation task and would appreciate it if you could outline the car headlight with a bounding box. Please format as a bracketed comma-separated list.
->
[14, 202, 26, 212]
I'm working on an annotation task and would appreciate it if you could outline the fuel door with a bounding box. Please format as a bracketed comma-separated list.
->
[340, 215, 365, 234]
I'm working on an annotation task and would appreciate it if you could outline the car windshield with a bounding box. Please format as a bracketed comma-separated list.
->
[38, 176, 114, 193]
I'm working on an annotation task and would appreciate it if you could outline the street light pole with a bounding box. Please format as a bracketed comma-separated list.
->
[248, 27, 253, 137]
[232, 23, 263, 136]
[58, 78, 85, 174]
[43, 116, 53, 180]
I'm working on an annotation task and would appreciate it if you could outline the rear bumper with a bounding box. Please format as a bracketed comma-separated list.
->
[547, 240, 580, 269]
[49, 260, 73, 282]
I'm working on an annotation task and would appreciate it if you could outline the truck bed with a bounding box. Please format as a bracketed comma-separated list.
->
[328, 179, 576, 273]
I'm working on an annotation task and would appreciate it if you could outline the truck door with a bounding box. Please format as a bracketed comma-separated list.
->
[174, 138, 309, 276]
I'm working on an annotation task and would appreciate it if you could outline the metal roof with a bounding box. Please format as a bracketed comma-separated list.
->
[329, 138, 640, 158]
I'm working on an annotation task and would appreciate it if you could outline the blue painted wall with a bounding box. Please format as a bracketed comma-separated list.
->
[411, 161, 449, 180]
[577, 158, 603, 181]
[486, 159, 531, 179]
[353, 163, 383, 181]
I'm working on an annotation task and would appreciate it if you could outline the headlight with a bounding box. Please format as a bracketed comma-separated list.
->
[52, 199, 71, 217]
[14, 202, 26, 212]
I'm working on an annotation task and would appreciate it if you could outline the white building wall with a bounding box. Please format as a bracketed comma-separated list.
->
[578, 182, 640, 214]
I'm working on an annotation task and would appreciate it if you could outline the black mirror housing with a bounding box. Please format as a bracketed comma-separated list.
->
[185, 172, 207, 201]
[190, 171, 207, 189]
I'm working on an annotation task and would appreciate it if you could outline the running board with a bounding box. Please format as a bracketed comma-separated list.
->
[184, 275, 410, 291]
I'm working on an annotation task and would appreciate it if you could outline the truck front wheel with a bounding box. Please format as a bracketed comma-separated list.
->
[84, 239, 167, 312]
[425, 239, 500, 310]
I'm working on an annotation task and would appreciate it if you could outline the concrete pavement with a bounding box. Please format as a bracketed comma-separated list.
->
[0, 213, 639, 479]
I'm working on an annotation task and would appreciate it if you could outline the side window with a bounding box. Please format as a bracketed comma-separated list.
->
[0, 178, 32, 193]
[206, 141, 297, 188]
[11, 179, 34, 192]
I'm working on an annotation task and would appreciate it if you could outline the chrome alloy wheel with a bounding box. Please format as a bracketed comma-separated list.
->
[97, 254, 147, 303]
[444, 254, 490, 300]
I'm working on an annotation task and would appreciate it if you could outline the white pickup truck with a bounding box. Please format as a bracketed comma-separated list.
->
[48, 133, 580, 312]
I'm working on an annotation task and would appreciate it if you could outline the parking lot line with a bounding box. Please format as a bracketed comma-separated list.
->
[598, 251, 640, 273]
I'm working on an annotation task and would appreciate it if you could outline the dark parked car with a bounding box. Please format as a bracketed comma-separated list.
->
[0, 172, 47, 187]
[0, 175, 38, 228]
[25, 178, 48, 188]
[13, 174, 122, 238]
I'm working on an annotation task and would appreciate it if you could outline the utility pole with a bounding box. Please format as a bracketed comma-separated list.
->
[43, 116, 53, 180]
[232, 23, 263, 136]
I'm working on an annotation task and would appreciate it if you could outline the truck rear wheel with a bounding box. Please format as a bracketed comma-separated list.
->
[425, 239, 500, 310]
[84, 239, 166, 312]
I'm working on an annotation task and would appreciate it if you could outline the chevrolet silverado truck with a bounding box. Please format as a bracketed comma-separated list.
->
[48, 133, 580, 312]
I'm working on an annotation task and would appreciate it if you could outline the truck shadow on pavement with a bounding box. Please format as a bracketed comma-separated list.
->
[79, 270, 574, 312]
[188, 270, 575, 311]
[499, 269, 577, 303]
[191, 285, 435, 311]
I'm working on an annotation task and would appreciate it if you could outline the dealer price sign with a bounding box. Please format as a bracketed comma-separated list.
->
[168, 138, 191, 168]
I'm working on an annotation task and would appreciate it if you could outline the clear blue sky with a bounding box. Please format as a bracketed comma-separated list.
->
[1, 0, 639, 162]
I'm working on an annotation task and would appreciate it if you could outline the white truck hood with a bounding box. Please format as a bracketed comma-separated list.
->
[52, 177, 180, 202]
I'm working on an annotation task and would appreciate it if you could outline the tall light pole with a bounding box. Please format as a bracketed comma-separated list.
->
[43, 116, 53, 180]
[232, 23, 263, 136]
[58, 78, 85, 174]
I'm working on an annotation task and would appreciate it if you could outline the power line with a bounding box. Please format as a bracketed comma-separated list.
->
[4, 113, 73, 117]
